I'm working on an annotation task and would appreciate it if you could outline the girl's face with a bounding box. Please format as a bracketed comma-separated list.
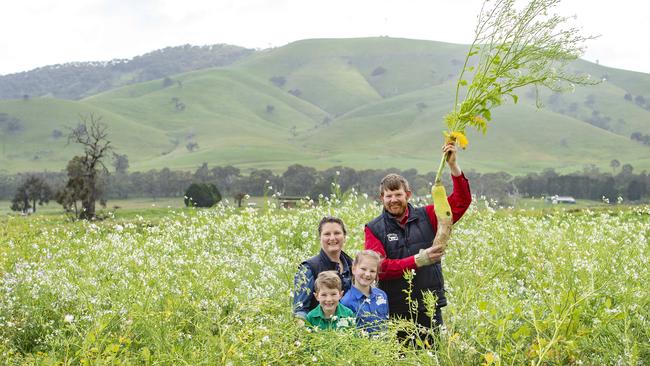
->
[319, 222, 346, 257]
[352, 257, 379, 288]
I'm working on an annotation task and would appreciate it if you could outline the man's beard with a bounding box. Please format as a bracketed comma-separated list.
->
[386, 202, 406, 217]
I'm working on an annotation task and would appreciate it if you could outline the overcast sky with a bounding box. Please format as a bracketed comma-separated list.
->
[1, 0, 649, 76]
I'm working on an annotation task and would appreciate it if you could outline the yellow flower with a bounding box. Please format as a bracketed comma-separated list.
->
[445, 131, 469, 149]
[470, 115, 488, 134]
[483, 352, 496, 365]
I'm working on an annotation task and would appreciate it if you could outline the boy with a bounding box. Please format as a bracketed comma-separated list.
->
[306, 271, 355, 330]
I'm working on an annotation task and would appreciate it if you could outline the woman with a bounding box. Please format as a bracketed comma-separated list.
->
[292, 216, 353, 322]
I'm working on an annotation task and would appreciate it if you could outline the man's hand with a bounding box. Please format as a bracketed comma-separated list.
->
[443, 143, 462, 177]
[414, 244, 445, 267]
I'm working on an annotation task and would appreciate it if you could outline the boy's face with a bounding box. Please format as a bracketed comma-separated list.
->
[315, 286, 343, 313]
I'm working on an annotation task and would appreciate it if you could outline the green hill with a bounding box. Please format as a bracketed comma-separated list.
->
[1, 37, 649, 175]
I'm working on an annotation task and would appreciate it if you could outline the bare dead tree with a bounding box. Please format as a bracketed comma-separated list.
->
[65, 113, 112, 220]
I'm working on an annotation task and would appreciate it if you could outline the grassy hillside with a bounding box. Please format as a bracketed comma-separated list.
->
[1, 37, 649, 175]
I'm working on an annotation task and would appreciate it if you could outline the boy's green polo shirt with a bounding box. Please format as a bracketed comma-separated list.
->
[306, 304, 355, 330]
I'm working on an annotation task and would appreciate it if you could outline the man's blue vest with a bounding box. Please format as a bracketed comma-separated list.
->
[366, 203, 447, 315]
[302, 249, 353, 312]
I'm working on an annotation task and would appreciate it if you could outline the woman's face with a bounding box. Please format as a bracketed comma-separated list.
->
[319, 222, 346, 257]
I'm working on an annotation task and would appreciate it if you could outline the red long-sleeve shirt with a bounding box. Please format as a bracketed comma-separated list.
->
[364, 173, 471, 280]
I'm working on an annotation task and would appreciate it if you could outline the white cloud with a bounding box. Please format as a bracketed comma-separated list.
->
[1, 0, 649, 75]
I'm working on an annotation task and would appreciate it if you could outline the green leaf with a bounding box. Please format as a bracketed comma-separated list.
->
[106, 343, 120, 354]
[460, 80, 468, 86]
[511, 94, 519, 104]
[512, 324, 531, 340]
[483, 110, 492, 121]
[141, 347, 151, 362]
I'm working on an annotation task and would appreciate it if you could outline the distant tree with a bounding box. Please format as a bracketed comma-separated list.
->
[547, 92, 563, 107]
[282, 164, 318, 196]
[624, 92, 633, 101]
[162, 76, 174, 87]
[62, 113, 113, 220]
[269, 76, 286, 87]
[266, 104, 275, 113]
[584, 94, 596, 108]
[241, 169, 278, 196]
[559, 138, 568, 147]
[0, 114, 25, 155]
[621, 164, 634, 176]
[51, 129, 64, 139]
[634, 95, 646, 107]
[22, 94, 30, 101]
[193, 162, 211, 183]
[288, 89, 302, 97]
[10, 176, 53, 214]
[322, 116, 331, 126]
[211, 165, 241, 194]
[112, 153, 129, 174]
[186, 141, 199, 152]
[171, 97, 186, 111]
[566, 102, 578, 113]
[184, 183, 221, 207]
[371, 66, 386, 76]
[626, 179, 646, 201]
[55, 156, 86, 217]
[142, 169, 162, 200]
[416, 102, 428, 111]
[289, 125, 297, 137]
[610, 159, 620, 173]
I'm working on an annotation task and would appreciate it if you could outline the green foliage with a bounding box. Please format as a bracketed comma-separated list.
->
[10, 175, 53, 213]
[59, 114, 112, 220]
[446, 0, 598, 137]
[0, 201, 648, 364]
[184, 183, 221, 207]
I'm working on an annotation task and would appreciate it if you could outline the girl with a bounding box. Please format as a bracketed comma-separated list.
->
[341, 250, 389, 334]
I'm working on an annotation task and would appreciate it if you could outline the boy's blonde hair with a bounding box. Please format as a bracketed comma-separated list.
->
[314, 271, 342, 292]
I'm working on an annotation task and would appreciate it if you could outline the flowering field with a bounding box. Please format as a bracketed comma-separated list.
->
[1, 198, 648, 365]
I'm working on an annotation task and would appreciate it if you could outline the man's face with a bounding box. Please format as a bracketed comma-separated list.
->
[315, 287, 343, 314]
[381, 187, 411, 218]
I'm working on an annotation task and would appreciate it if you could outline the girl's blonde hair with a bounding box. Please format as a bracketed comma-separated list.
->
[352, 250, 382, 277]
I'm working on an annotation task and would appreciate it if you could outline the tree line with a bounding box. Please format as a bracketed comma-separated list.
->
[0, 44, 253, 99]
[3, 160, 649, 213]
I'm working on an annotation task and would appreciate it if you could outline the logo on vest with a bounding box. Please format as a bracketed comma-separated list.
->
[387, 233, 399, 242]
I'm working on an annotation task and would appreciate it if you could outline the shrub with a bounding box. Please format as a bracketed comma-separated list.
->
[184, 183, 221, 207]
[371, 66, 386, 76]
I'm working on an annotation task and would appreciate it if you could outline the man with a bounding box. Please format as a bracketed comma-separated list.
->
[364, 143, 471, 332]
